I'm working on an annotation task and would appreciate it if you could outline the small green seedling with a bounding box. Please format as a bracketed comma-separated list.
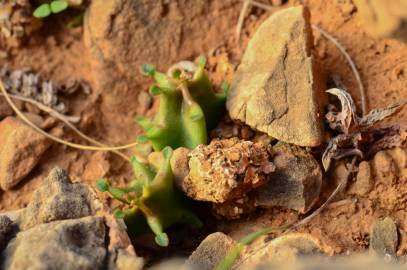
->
[96, 147, 202, 246]
[137, 56, 227, 151]
[33, 0, 69, 18]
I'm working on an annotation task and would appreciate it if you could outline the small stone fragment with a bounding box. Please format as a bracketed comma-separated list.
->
[19, 167, 98, 230]
[372, 150, 398, 184]
[170, 147, 191, 189]
[184, 232, 236, 270]
[0, 117, 52, 190]
[386, 147, 407, 171]
[1, 216, 107, 270]
[0, 215, 14, 253]
[354, 0, 407, 41]
[181, 138, 274, 203]
[349, 161, 374, 196]
[241, 233, 327, 268]
[254, 143, 322, 213]
[213, 195, 256, 220]
[370, 217, 399, 257]
[227, 6, 325, 147]
[113, 249, 144, 270]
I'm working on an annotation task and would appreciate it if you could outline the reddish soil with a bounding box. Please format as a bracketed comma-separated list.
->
[1, 0, 407, 260]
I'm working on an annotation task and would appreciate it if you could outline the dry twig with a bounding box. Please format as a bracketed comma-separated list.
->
[0, 79, 136, 160]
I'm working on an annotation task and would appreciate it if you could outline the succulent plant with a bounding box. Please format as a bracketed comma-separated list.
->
[33, 0, 69, 18]
[96, 147, 202, 247]
[137, 56, 227, 151]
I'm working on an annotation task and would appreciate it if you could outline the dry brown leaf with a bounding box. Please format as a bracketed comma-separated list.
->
[366, 125, 407, 158]
[324, 89, 407, 171]
[322, 133, 362, 171]
[326, 88, 358, 134]
[359, 100, 407, 129]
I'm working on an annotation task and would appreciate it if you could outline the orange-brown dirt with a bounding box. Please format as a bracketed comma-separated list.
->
[0, 0, 407, 259]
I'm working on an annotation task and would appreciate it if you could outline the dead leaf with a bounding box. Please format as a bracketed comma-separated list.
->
[326, 88, 358, 134]
[366, 125, 407, 158]
[322, 132, 362, 171]
[359, 100, 407, 129]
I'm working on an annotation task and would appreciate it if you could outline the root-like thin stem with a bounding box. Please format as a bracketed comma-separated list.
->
[312, 25, 367, 116]
[0, 93, 80, 123]
[229, 157, 354, 270]
[236, 0, 251, 41]
[0, 79, 134, 159]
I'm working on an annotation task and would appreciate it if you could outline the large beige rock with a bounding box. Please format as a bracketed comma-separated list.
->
[0, 117, 51, 190]
[227, 6, 325, 147]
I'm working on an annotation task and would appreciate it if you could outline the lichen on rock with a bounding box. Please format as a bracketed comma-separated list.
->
[179, 138, 274, 204]
[18, 167, 97, 230]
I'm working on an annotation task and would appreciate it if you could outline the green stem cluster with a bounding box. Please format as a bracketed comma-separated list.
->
[96, 57, 227, 246]
[96, 147, 202, 246]
[137, 56, 227, 151]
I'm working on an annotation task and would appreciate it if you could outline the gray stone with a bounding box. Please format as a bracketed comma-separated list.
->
[1, 216, 107, 270]
[19, 167, 97, 230]
[370, 217, 398, 257]
[254, 143, 322, 213]
[184, 232, 236, 270]
[227, 6, 325, 147]
[0, 215, 14, 253]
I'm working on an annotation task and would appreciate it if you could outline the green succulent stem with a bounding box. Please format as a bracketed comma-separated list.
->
[138, 57, 227, 151]
[96, 147, 202, 247]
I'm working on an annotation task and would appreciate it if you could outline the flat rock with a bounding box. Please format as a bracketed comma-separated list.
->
[0, 117, 52, 190]
[370, 217, 398, 257]
[254, 143, 322, 213]
[181, 138, 274, 203]
[1, 216, 107, 270]
[184, 232, 236, 270]
[0, 215, 14, 253]
[241, 233, 327, 269]
[227, 6, 325, 147]
[18, 167, 98, 230]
